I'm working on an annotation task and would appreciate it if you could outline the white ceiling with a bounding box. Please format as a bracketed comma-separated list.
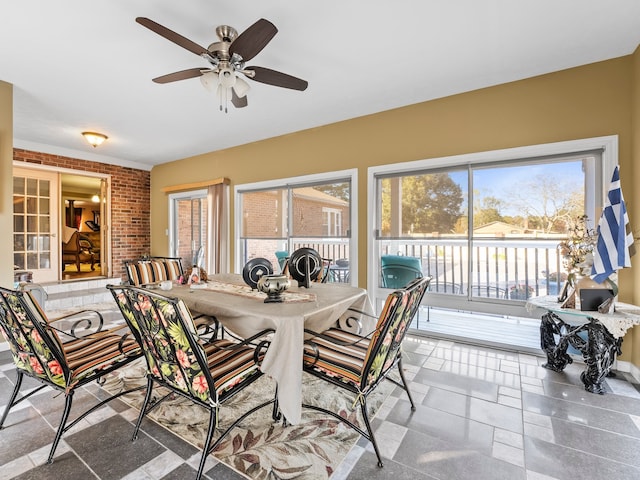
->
[2, 1, 640, 171]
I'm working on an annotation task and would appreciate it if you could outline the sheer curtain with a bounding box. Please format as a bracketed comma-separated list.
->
[207, 182, 229, 274]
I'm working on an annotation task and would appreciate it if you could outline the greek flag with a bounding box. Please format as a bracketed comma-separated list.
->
[591, 165, 635, 283]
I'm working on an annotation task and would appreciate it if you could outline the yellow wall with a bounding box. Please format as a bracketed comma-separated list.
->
[152, 56, 634, 277]
[0, 81, 13, 288]
[630, 46, 640, 367]
[151, 54, 638, 362]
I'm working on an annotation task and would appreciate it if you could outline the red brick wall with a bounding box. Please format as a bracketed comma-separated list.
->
[13, 149, 151, 280]
[242, 191, 284, 237]
[241, 190, 349, 237]
[175, 197, 207, 267]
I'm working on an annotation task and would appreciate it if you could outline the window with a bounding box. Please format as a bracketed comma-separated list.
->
[322, 208, 342, 236]
[236, 170, 357, 281]
[369, 136, 616, 317]
[169, 190, 208, 268]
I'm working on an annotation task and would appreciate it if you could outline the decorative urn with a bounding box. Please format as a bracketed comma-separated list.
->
[257, 274, 290, 303]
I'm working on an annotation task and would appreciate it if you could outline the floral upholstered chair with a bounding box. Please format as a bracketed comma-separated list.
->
[0, 286, 143, 464]
[302, 276, 431, 467]
[108, 285, 276, 480]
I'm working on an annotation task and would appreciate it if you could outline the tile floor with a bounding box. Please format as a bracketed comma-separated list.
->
[2, 303, 640, 479]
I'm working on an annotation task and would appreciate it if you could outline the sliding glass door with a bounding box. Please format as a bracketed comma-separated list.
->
[169, 190, 208, 269]
[370, 138, 614, 321]
[236, 170, 356, 282]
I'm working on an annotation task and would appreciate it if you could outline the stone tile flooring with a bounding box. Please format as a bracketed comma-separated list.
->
[1, 303, 640, 479]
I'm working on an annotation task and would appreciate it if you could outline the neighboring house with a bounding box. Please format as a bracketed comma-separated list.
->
[473, 221, 548, 237]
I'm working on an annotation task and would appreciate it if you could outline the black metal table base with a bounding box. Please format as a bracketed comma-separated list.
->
[540, 312, 622, 394]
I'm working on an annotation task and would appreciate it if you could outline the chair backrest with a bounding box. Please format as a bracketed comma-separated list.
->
[108, 285, 217, 404]
[380, 255, 423, 288]
[62, 231, 81, 254]
[275, 251, 289, 273]
[78, 234, 94, 252]
[471, 285, 507, 299]
[361, 276, 431, 389]
[125, 256, 184, 286]
[317, 257, 333, 284]
[429, 282, 462, 294]
[0, 287, 68, 388]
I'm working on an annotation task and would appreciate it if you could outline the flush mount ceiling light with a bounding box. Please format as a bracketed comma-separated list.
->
[82, 131, 108, 148]
[91, 194, 100, 203]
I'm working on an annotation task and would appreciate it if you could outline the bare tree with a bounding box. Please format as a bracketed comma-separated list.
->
[505, 174, 582, 233]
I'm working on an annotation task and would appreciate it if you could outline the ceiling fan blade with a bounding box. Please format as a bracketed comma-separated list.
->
[232, 90, 248, 108]
[229, 18, 277, 62]
[136, 17, 208, 56]
[244, 66, 308, 91]
[152, 68, 207, 84]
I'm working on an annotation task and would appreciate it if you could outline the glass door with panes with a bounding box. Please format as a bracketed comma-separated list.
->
[13, 167, 59, 283]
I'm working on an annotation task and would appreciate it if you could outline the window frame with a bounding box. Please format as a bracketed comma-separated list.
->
[168, 188, 208, 265]
[367, 135, 618, 316]
[234, 169, 358, 279]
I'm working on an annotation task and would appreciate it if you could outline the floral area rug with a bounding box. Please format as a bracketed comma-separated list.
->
[101, 359, 391, 479]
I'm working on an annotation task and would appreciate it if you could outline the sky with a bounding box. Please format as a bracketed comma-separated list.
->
[449, 160, 585, 217]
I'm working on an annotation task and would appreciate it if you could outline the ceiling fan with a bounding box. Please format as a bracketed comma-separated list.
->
[136, 17, 308, 112]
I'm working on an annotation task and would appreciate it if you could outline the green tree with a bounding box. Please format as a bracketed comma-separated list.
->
[473, 196, 505, 228]
[313, 183, 350, 201]
[381, 173, 463, 235]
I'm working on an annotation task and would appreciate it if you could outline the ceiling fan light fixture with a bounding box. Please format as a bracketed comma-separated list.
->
[82, 131, 108, 148]
[200, 71, 218, 91]
[137, 17, 308, 111]
[219, 67, 236, 89]
[233, 76, 250, 98]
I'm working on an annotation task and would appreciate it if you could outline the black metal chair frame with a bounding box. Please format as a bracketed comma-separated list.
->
[302, 276, 431, 467]
[0, 286, 144, 464]
[108, 285, 279, 480]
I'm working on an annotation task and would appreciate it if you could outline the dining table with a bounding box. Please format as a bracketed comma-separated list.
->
[166, 273, 374, 424]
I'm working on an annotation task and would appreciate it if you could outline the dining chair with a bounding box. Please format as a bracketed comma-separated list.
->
[302, 276, 431, 467]
[62, 230, 97, 271]
[275, 250, 289, 274]
[108, 285, 278, 480]
[0, 286, 143, 464]
[124, 256, 184, 287]
[380, 254, 423, 288]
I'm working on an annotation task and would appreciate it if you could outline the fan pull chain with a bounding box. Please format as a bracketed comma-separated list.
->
[217, 85, 229, 113]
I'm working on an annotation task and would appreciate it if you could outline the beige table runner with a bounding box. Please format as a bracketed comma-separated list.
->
[200, 280, 316, 303]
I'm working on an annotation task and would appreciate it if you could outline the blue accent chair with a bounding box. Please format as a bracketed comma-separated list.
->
[381, 255, 423, 288]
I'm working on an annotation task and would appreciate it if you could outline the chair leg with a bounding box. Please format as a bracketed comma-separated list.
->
[47, 391, 74, 464]
[272, 385, 281, 421]
[196, 409, 217, 480]
[397, 357, 416, 411]
[0, 371, 23, 428]
[359, 397, 384, 467]
[133, 376, 154, 441]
